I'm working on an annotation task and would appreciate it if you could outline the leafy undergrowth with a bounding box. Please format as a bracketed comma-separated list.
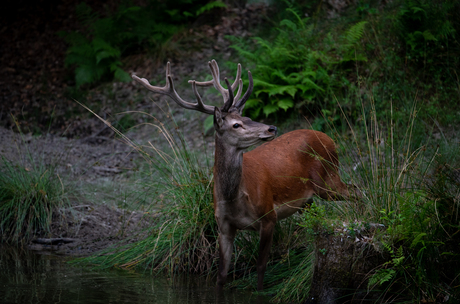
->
[229, 8, 367, 121]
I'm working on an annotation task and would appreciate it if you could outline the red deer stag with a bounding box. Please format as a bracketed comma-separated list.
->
[132, 60, 354, 291]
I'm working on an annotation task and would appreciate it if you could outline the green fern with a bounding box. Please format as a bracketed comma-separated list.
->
[368, 244, 404, 289]
[344, 21, 368, 45]
[396, 0, 457, 61]
[195, 1, 226, 16]
[75, 2, 98, 28]
[368, 268, 396, 288]
[340, 21, 368, 62]
[228, 10, 367, 120]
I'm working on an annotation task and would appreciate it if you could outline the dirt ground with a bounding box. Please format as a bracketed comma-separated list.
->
[0, 113, 163, 255]
[0, 1, 268, 255]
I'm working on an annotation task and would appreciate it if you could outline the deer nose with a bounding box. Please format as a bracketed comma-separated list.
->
[268, 126, 277, 134]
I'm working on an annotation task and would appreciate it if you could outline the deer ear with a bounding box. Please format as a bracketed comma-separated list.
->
[214, 107, 224, 130]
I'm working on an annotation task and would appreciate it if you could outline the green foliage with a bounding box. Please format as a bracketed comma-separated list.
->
[195, 1, 226, 16]
[298, 202, 329, 235]
[331, 96, 460, 302]
[395, 0, 457, 61]
[0, 134, 69, 244]
[357, 0, 460, 128]
[367, 244, 403, 288]
[61, 33, 131, 88]
[60, 3, 138, 87]
[228, 8, 367, 121]
[61, 1, 226, 88]
[230, 248, 314, 303]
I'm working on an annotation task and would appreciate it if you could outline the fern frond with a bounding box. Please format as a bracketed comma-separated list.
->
[280, 19, 298, 31]
[286, 8, 305, 30]
[368, 269, 396, 288]
[195, 1, 226, 16]
[345, 21, 368, 45]
[76, 2, 98, 27]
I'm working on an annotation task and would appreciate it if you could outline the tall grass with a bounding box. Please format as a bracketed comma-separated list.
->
[74, 107, 313, 294]
[74, 91, 459, 302]
[74, 108, 218, 274]
[298, 94, 460, 302]
[229, 247, 314, 303]
[0, 126, 69, 244]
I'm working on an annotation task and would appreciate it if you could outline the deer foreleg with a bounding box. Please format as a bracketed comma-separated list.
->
[216, 225, 236, 291]
[257, 221, 275, 291]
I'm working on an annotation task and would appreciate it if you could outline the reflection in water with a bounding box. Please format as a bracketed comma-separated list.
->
[0, 246, 271, 304]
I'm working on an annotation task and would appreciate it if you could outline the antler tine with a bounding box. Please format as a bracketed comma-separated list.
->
[209, 60, 242, 94]
[234, 71, 254, 112]
[209, 60, 223, 92]
[190, 80, 209, 111]
[231, 63, 242, 92]
[188, 60, 242, 101]
[234, 79, 243, 101]
[166, 61, 171, 78]
[222, 78, 234, 112]
[132, 62, 215, 115]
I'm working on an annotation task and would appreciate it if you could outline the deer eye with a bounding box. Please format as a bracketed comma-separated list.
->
[233, 123, 240, 129]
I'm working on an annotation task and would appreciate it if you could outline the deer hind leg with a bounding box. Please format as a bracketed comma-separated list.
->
[257, 220, 275, 291]
[216, 224, 236, 291]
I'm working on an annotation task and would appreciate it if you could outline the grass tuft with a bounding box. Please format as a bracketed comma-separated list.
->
[0, 131, 69, 244]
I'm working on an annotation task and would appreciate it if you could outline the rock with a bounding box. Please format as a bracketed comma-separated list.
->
[310, 222, 387, 304]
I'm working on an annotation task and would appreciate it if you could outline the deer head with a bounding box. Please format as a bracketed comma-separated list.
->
[132, 60, 277, 149]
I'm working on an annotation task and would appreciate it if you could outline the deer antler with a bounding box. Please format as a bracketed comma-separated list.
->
[190, 60, 243, 101]
[131, 62, 215, 115]
[234, 71, 253, 113]
[132, 60, 254, 115]
[189, 60, 253, 113]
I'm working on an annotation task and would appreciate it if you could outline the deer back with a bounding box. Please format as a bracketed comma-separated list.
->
[242, 129, 344, 220]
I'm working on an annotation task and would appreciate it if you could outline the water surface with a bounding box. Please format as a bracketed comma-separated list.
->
[0, 246, 271, 304]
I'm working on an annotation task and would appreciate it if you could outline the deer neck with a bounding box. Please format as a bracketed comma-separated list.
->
[213, 134, 244, 203]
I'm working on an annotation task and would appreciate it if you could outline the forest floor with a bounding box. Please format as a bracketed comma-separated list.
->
[0, 0, 273, 255]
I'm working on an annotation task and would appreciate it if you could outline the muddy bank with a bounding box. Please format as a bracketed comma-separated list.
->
[28, 204, 157, 256]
